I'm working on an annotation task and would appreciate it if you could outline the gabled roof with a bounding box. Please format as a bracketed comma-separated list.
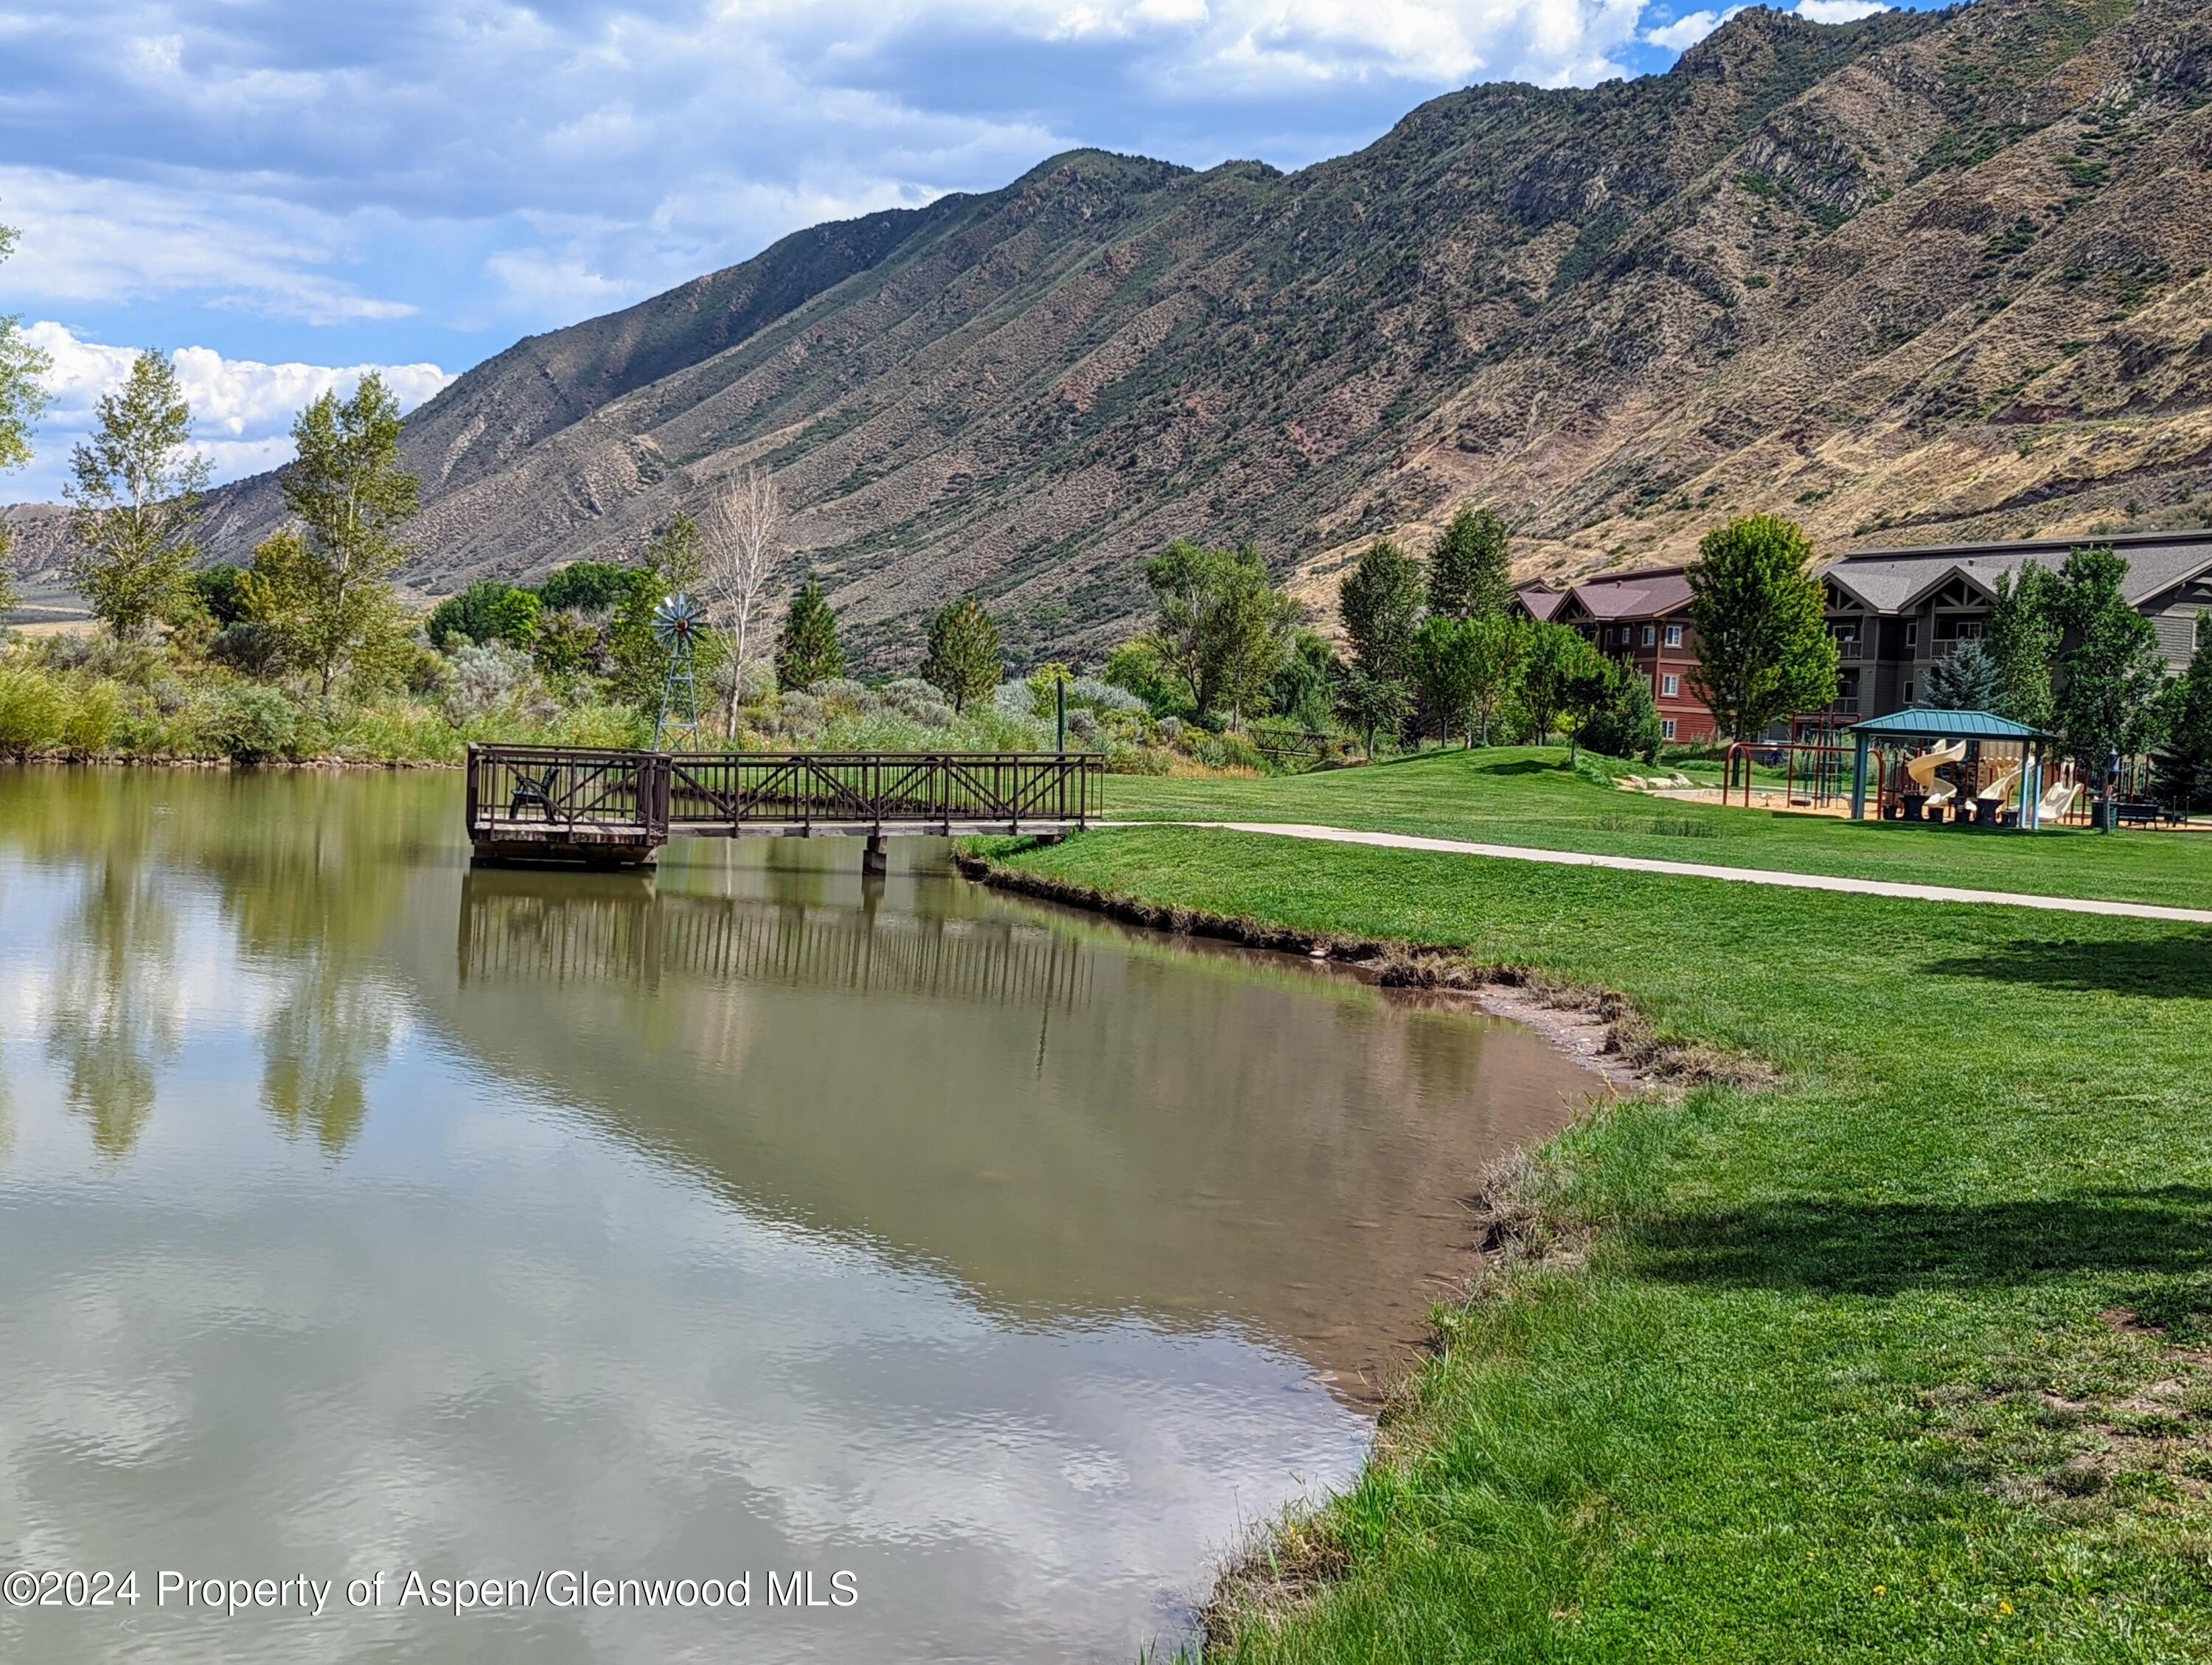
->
[1849, 707, 2049, 740]
[1516, 585, 1566, 622]
[1560, 565, 1693, 621]
[1824, 527, 2212, 612]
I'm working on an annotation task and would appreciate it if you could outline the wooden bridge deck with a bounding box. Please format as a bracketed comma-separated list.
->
[466, 743, 1101, 866]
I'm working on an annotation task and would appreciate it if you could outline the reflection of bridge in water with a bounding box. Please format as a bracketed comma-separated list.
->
[456, 873, 1095, 1011]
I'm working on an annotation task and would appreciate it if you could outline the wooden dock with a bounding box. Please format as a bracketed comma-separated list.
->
[465, 743, 1102, 868]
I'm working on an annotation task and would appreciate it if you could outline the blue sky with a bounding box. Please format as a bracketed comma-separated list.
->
[0, 0, 1948, 502]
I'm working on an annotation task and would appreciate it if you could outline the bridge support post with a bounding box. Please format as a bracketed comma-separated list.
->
[863, 832, 889, 877]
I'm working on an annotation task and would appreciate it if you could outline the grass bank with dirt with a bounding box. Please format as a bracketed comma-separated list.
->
[969, 785, 2212, 1661]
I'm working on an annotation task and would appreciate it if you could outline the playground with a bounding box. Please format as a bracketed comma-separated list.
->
[1686, 710, 2195, 832]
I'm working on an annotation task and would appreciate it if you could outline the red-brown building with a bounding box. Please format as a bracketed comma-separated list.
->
[1515, 568, 1719, 744]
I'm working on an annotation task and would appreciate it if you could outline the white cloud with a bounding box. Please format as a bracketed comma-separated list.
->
[0, 168, 415, 326]
[1793, 0, 1888, 21]
[0, 0, 1672, 347]
[1641, 7, 1741, 50]
[12, 324, 453, 501]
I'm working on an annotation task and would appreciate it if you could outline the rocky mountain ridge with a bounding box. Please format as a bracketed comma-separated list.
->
[12, 0, 2211, 669]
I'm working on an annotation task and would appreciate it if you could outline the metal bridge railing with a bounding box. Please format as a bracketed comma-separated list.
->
[466, 745, 1102, 840]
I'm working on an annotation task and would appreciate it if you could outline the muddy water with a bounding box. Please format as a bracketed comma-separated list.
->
[0, 768, 1604, 1663]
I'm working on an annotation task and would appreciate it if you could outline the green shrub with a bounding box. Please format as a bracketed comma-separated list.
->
[206, 684, 302, 765]
[60, 679, 125, 757]
[0, 665, 66, 759]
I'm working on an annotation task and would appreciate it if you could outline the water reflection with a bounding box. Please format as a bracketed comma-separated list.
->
[0, 769, 1607, 1664]
[437, 846, 1601, 1391]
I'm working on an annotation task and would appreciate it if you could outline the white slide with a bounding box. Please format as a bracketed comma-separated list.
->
[1978, 764, 2022, 812]
[2037, 765, 2079, 823]
[1907, 739, 1967, 812]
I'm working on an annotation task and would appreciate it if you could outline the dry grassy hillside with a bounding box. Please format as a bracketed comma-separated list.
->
[21, 0, 2211, 669]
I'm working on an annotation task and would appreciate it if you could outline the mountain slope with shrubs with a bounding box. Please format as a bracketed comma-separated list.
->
[36, 0, 2207, 674]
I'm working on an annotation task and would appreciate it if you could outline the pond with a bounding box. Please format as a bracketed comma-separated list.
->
[0, 768, 1606, 1663]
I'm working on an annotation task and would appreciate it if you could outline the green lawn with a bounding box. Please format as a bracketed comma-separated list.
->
[975, 820, 2212, 1663]
[1105, 748, 2212, 909]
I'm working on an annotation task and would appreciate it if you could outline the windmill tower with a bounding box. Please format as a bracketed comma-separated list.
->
[651, 591, 709, 751]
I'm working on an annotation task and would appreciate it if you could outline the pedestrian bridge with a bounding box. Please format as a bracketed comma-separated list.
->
[465, 743, 1101, 868]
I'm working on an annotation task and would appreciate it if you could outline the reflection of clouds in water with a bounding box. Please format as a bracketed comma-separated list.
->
[0, 1054, 1363, 1663]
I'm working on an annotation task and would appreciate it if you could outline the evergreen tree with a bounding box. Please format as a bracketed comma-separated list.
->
[65, 350, 209, 642]
[1338, 538, 1424, 680]
[2153, 616, 2212, 813]
[1986, 564, 2061, 729]
[2052, 545, 2168, 774]
[920, 595, 1003, 712]
[776, 571, 846, 689]
[1581, 662, 1664, 763]
[1921, 638, 2003, 710]
[1425, 507, 1514, 622]
[1686, 515, 1838, 739]
[243, 375, 419, 695]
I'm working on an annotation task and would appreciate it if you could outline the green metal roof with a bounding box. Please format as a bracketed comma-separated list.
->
[1848, 707, 2049, 740]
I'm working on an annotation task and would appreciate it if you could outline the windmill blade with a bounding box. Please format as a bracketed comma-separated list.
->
[651, 591, 708, 644]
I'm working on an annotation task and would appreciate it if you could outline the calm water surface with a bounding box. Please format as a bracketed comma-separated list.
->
[0, 768, 1604, 1663]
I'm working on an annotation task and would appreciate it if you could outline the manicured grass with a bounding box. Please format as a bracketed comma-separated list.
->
[980, 823, 2212, 1663]
[1105, 748, 2212, 908]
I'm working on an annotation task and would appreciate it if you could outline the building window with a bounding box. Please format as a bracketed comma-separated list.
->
[1661, 673, 1680, 697]
[1661, 718, 1677, 741]
[1905, 622, 1918, 649]
[1904, 681, 1915, 703]
[1664, 624, 1683, 647]
[1641, 625, 1656, 647]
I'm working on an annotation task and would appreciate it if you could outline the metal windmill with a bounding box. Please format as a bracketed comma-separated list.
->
[651, 591, 710, 751]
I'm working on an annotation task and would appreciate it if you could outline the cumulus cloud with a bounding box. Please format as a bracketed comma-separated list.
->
[1641, 7, 1742, 49]
[15, 323, 452, 500]
[1794, 0, 1889, 21]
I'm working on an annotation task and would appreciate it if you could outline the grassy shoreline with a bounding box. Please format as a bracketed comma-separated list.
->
[1104, 748, 2212, 909]
[967, 774, 2212, 1661]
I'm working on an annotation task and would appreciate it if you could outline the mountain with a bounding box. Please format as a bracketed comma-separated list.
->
[32, 0, 2212, 668]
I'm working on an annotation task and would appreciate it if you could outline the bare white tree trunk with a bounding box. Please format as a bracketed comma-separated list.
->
[699, 466, 786, 737]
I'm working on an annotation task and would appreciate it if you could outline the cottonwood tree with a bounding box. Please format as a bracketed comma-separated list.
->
[1338, 538, 1424, 681]
[2053, 544, 2168, 776]
[245, 375, 420, 696]
[1986, 565, 2062, 729]
[776, 571, 845, 689]
[700, 467, 786, 731]
[921, 596, 1003, 712]
[0, 223, 49, 617]
[1686, 515, 1837, 740]
[1336, 667, 1411, 759]
[1559, 652, 1629, 765]
[1519, 621, 1603, 743]
[65, 350, 209, 642]
[1426, 507, 1514, 622]
[1141, 540, 1299, 726]
[1411, 613, 1523, 747]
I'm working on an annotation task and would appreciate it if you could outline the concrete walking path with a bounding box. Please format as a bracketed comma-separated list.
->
[1147, 821, 2212, 925]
